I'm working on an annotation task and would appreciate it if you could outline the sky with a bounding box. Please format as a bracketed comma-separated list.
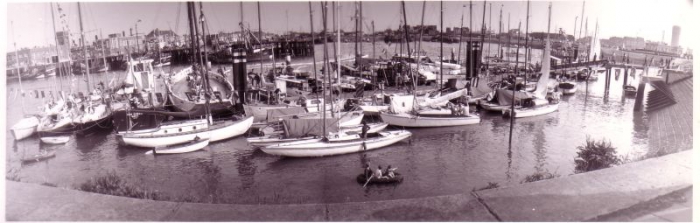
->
[4, 0, 696, 50]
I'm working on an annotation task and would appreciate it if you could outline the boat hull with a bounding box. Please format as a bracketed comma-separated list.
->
[209, 116, 254, 142]
[261, 130, 412, 157]
[11, 117, 40, 140]
[118, 120, 211, 148]
[359, 105, 389, 115]
[380, 112, 480, 127]
[504, 103, 559, 118]
[247, 122, 388, 147]
[40, 136, 70, 144]
[145, 139, 209, 155]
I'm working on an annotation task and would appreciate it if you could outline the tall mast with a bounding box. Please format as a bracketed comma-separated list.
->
[507, 13, 511, 62]
[487, 3, 491, 62]
[11, 21, 26, 114]
[101, 29, 107, 72]
[457, 4, 465, 63]
[508, 21, 522, 150]
[78, 2, 92, 92]
[198, 2, 212, 123]
[468, 1, 473, 79]
[309, 1, 318, 101]
[372, 21, 375, 59]
[191, 3, 203, 69]
[258, 2, 263, 76]
[50, 3, 63, 90]
[186, 2, 196, 63]
[335, 2, 340, 85]
[498, 4, 502, 58]
[400, 0, 415, 93]
[354, 2, 359, 65]
[359, 1, 363, 57]
[578, 1, 585, 40]
[440, 0, 443, 89]
[524, 0, 530, 81]
[320, 1, 329, 138]
[480, 0, 487, 77]
[416, 0, 426, 72]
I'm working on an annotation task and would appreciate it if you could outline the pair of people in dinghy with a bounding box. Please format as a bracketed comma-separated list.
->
[447, 102, 469, 116]
[364, 163, 397, 179]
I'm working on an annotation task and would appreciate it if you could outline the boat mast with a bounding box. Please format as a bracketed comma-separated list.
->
[487, 3, 491, 67]
[498, 4, 502, 58]
[101, 29, 107, 72]
[354, 2, 359, 65]
[198, 2, 212, 124]
[416, 1, 426, 75]
[309, 1, 319, 102]
[50, 3, 63, 90]
[400, 0, 415, 98]
[78, 2, 92, 93]
[321, 1, 329, 138]
[480, 0, 487, 78]
[524, 0, 530, 85]
[508, 21, 522, 150]
[457, 4, 465, 63]
[11, 21, 26, 115]
[258, 2, 263, 77]
[440, 0, 443, 89]
[332, 2, 340, 84]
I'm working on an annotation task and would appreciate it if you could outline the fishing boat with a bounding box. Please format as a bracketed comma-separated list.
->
[559, 81, 577, 95]
[21, 150, 57, 164]
[478, 89, 528, 112]
[165, 66, 235, 117]
[145, 137, 209, 155]
[11, 116, 40, 140]
[37, 112, 76, 137]
[73, 103, 113, 136]
[261, 130, 412, 157]
[40, 136, 70, 144]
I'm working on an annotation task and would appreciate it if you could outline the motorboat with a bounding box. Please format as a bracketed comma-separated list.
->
[559, 81, 577, 95]
[11, 116, 40, 140]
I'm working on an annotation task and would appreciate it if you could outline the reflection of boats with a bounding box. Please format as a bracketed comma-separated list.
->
[356, 173, 403, 184]
[40, 136, 70, 144]
[145, 137, 209, 155]
[261, 130, 412, 157]
[21, 150, 57, 163]
[11, 116, 40, 141]
[559, 82, 577, 95]
[624, 85, 637, 96]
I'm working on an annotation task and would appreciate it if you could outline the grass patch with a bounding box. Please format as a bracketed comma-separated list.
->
[6, 167, 21, 182]
[77, 171, 167, 201]
[574, 136, 622, 173]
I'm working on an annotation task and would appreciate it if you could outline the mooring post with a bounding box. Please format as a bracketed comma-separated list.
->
[623, 66, 629, 88]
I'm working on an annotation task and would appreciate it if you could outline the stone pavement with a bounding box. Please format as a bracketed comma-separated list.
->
[6, 150, 692, 221]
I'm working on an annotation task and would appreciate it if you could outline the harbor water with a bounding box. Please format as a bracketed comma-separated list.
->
[6, 42, 650, 204]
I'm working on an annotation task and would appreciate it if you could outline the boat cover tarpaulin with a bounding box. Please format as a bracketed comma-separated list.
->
[471, 80, 493, 98]
[266, 107, 308, 122]
[496, 88, 532, 106]
[389, 94, 416, 113]
[284, 118, 340, 138]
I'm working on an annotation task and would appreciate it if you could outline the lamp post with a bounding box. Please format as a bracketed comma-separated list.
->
[135, 19, 142, 54]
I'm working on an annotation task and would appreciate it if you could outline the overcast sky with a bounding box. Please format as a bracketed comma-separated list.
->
[5, 0, 695, 50]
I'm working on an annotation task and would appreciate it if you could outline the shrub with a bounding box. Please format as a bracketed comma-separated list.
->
[78, 171, 166, 201]
[574, 137, 622, 173]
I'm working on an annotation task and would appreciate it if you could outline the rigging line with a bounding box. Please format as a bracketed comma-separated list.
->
[174, 2, 182, 35]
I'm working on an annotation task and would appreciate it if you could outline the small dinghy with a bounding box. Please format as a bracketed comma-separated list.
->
[559, 82, 577, 95]
[11, 116, 40, 141]
[356, 173, 403, 185]
[40, 136, 70, 144]
[145, 137, 209, 155]
[21, 150, 57, 163]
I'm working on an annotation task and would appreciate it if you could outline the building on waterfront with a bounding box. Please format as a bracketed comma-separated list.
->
[671, 25, 680, 47]
[6, 46, 61, 68]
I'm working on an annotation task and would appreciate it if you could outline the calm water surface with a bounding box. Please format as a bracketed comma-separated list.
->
[6, 42, 649, 204]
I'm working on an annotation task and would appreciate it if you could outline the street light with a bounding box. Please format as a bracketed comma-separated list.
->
[135, 19, 142, 54]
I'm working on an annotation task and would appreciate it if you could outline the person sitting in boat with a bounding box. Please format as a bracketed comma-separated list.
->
[364, 163, 372, 179]
[297, 96, 307, 108]
[385, 165, 397, 178]
[373, 165, 385, 179]
[461, 103, 470, 116]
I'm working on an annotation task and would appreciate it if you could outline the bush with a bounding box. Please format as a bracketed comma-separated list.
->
[78, 171, 166, 201]
[574, 137, 622, 173]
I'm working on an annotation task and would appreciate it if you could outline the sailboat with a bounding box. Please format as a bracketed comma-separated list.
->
[261, 2, 411, 158]
[118, 2, 253, 150]
[503, 2, 559, 118]
[9, 21, 40, 140]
